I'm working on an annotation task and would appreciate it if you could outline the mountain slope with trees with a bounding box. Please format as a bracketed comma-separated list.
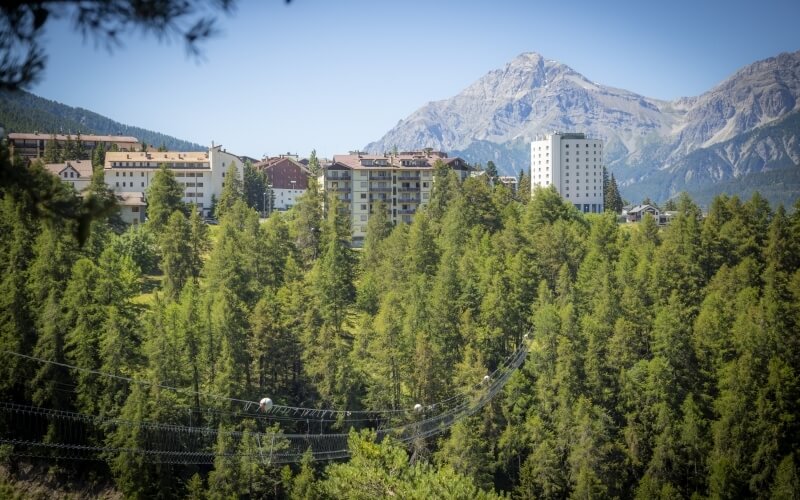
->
[0, 90, 204, 151]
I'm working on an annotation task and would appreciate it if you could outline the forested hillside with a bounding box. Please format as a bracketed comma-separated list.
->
[1, 148, 799, 498]
[0, 90, 204, 151]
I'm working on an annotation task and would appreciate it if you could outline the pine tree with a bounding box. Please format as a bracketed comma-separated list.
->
[215, 162, 243, 219]
[242, 160, 267, 212]
[361, 198, 392, 273]
[74, 132, 86, 160]
[603, 168, 623, 213]
[30, 291, 72, 411]
[291, 449, 318, 500]
[63, 134, 77, 160]
[291, 176, 323, 267]
[62, 258, 105, 415]
[315, 195, 356, 333]
[364, 291, 409, 411]
[188, 205, 209, 280]
[517, 168, 531, 203]
[485, 160, 499, 184]
[146, 164, 184, 234]
[307, 149, 321, 177]
[91, 141, 106, 169]
[159, 210, 193, 299]
[205, 199, 262, 308]
[0, 198, 36, 398]
[43, 135, 61, 163]
[428, 159, 460, 222]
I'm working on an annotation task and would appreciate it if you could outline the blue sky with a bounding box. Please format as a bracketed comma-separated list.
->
[31, 0, 800, 159]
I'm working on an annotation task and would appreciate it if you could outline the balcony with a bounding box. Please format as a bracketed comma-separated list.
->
[397, 197, 420, 203]
[397, 174, 421, 181]
[397, 185, 419, 192]
[330, 186, 351, 192]
[327, 173, 352, 180]
[369, 174, 391, 180]
[370, 186, 392, 192]
[397, 208, 416, 215]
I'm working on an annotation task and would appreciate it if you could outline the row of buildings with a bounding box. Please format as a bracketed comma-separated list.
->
[11, 131, 609, 235]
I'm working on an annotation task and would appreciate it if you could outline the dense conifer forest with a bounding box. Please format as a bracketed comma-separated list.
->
[0, 144, 799, 499]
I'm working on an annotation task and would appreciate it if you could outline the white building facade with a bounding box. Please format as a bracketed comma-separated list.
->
[531, 132, 604, 213]
[104, 145, 242, 219]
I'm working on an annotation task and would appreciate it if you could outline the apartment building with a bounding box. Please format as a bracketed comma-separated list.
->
[531, 132, 604, 213]
[9, 132, 140, 160]
[254, 155, 310, 211]
[322, 151, 470, 244]
[104, 145, 242, 219]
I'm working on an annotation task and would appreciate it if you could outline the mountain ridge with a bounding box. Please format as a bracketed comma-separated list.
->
[366, 50, 800, 205]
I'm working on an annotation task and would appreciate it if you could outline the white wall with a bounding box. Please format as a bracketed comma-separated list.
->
[531, 134, 604, 213]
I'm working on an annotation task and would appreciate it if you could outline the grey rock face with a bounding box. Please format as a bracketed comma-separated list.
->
[366, 50, 800, 203]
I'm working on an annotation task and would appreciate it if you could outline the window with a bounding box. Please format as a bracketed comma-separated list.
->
[360, 215, 367, 221]
[360, 193, 367, 199]
[361, 204, 367, 210]
[361, 181, 367, 188]
[132, 206, 139, 213]
[141, 172, 145, 177]
[141, 182, 145, 187]
[115, 182, 119, 187]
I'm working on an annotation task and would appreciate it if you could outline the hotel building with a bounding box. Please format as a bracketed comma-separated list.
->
[322, 151, 470, 245]
[104, 145, 242, 223]
[9, 133, 140, 160]
[531, 132, 604, 213]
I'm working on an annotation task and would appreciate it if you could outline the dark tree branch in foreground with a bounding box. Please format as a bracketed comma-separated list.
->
[0, 0, 252, 91]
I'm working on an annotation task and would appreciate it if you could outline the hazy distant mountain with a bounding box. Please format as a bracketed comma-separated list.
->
[0, 90, 205, 151]
[366, 50, 800, 205]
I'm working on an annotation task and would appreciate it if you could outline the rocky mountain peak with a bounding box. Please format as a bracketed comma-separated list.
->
[365, 50, 800, 206]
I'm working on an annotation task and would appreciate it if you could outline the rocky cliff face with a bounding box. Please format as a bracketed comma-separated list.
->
[366, 50, 800, 204]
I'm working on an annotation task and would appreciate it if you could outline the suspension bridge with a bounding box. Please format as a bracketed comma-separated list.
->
[0, 336, 529, 466]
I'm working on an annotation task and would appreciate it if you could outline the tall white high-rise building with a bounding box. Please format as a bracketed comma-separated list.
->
[530, 132, 604, 213]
